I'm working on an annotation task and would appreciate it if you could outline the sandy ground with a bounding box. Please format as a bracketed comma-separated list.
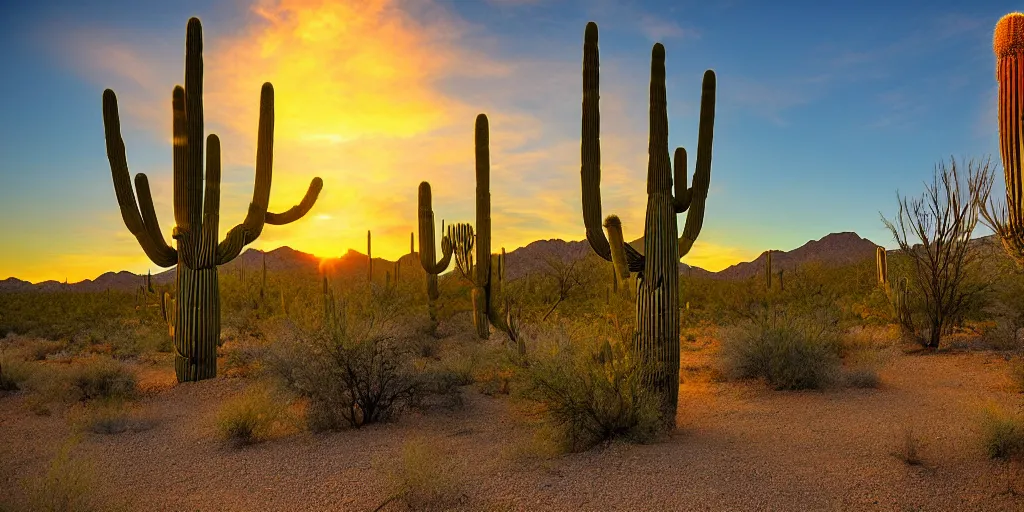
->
[3, 340, 1024, 511]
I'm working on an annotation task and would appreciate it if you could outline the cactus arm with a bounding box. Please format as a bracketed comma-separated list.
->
[604, 215, 631, 280]
[102, 89, 178, 268]
[216, 83, 276, 265]
[673, 148, 692, 212]
[580, 22, 645, 272]
[581, 22, 613, 262]
[417, 182, 453, 274]
[132, 173, 179, 267]
[264, 177, 324, 225]
[678, 70, 716, 258]
[198, 134, 221, 268]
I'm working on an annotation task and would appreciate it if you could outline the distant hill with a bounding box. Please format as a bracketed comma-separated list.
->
[14, 231, 998, 292]
[709, 232, 881, 281]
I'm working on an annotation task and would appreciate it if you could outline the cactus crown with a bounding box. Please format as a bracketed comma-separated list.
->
[995, 13, 1024, 58]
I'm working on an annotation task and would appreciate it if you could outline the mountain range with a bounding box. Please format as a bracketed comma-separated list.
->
[0, 232, 890, 293]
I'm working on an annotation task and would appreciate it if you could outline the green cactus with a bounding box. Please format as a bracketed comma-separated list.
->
[579, 22, 715, 425]
[988, 13, 1024, 266]
[471, 114, 496, 340]
[417, 182, 454, 334]
[448, 222, 475, 280]
[765, 250, 773, 289]
[102, 18, 323, 382]
[876, 246, 888, 287]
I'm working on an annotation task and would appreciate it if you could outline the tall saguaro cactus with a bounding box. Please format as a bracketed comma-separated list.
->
[102, 18, 323, 382]
[471, 114, 497, 339]
[418, 182, 454, 334]
[765, 250, 773, 289]
[579, 22, 716, 425]
[988, 13, 1024, 266]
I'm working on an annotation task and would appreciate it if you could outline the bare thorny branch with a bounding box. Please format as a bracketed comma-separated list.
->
[880, 156, 992, 348]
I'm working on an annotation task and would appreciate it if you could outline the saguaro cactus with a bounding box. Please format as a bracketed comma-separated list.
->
[765, 250, 773, 289]
[417, 182, 454, 334]
[989, 13, 1024, 266]
[367, 230, 373, 283]
[102, 18, 323, 382]
[579, 22, 716, 425]
[876, 246, 888, 287]
[472, 114, 496, 339]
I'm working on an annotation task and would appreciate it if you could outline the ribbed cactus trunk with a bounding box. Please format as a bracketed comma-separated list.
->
[418, 182, 453, 335]
[473, 114, 493, 339]
[636, 42, 681, 419]
[993, 13, 1024, 264]
[102, 18, 322, 383]
[578, 22, 715, 426]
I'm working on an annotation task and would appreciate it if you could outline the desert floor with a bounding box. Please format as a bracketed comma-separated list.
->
[3, 332, 1024, 512]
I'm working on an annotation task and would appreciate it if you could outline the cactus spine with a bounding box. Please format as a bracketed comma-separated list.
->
[991, 13, 1024, 266]
[417, 182, 454, 334]
[102, 18, 323, 382]
[579, 22, 716, 425]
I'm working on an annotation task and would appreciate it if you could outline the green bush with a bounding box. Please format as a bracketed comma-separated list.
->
[519, 326, 661, 453]
[718, 304, 842, 390]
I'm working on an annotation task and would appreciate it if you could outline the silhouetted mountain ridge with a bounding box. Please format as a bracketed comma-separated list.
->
[5, 231, 984, 292]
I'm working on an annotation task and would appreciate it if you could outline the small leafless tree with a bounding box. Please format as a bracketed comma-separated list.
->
[880, 156, 992, 349]
[540, 248, 588, 321]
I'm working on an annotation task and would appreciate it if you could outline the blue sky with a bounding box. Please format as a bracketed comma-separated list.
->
[0, 0, 1015, 282]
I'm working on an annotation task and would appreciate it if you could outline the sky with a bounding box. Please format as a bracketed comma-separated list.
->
[0, 0, 1017, 283]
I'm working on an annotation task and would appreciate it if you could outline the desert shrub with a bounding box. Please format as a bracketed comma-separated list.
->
[379, 436, 465, 510]
[519, 326, 661, 453]
[718, 304, 842, 390]
[221, 339, 268, 378]
[216, 385, 289, 446]
[981, 407, 1024, 459]
[266, 322, 425, 430]
[66, 357, 136, 402]
[1009, 359, 1024, 393]
[0, 355, 33, 392]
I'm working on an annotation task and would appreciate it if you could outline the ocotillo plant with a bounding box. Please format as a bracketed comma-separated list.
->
[417, 182, 454, 334]
[986, 13, 1024, 266]
[102, 18, 323, 382]
[579, 22, 716, 425]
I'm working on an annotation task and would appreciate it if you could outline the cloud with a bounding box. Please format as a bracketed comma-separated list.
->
[49, 0, 725, 281]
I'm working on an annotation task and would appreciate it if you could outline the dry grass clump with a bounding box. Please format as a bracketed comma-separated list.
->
[718, 306, 843, 390]
[379, 436, 466, 510]
[215, 384, 292, 446]
[21, 437, 104, 512]
[981, 405, 1024, 460]
[66, 356, 137, 402]
[891, 426, 925, 465]
[67, 401, 156, 435]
